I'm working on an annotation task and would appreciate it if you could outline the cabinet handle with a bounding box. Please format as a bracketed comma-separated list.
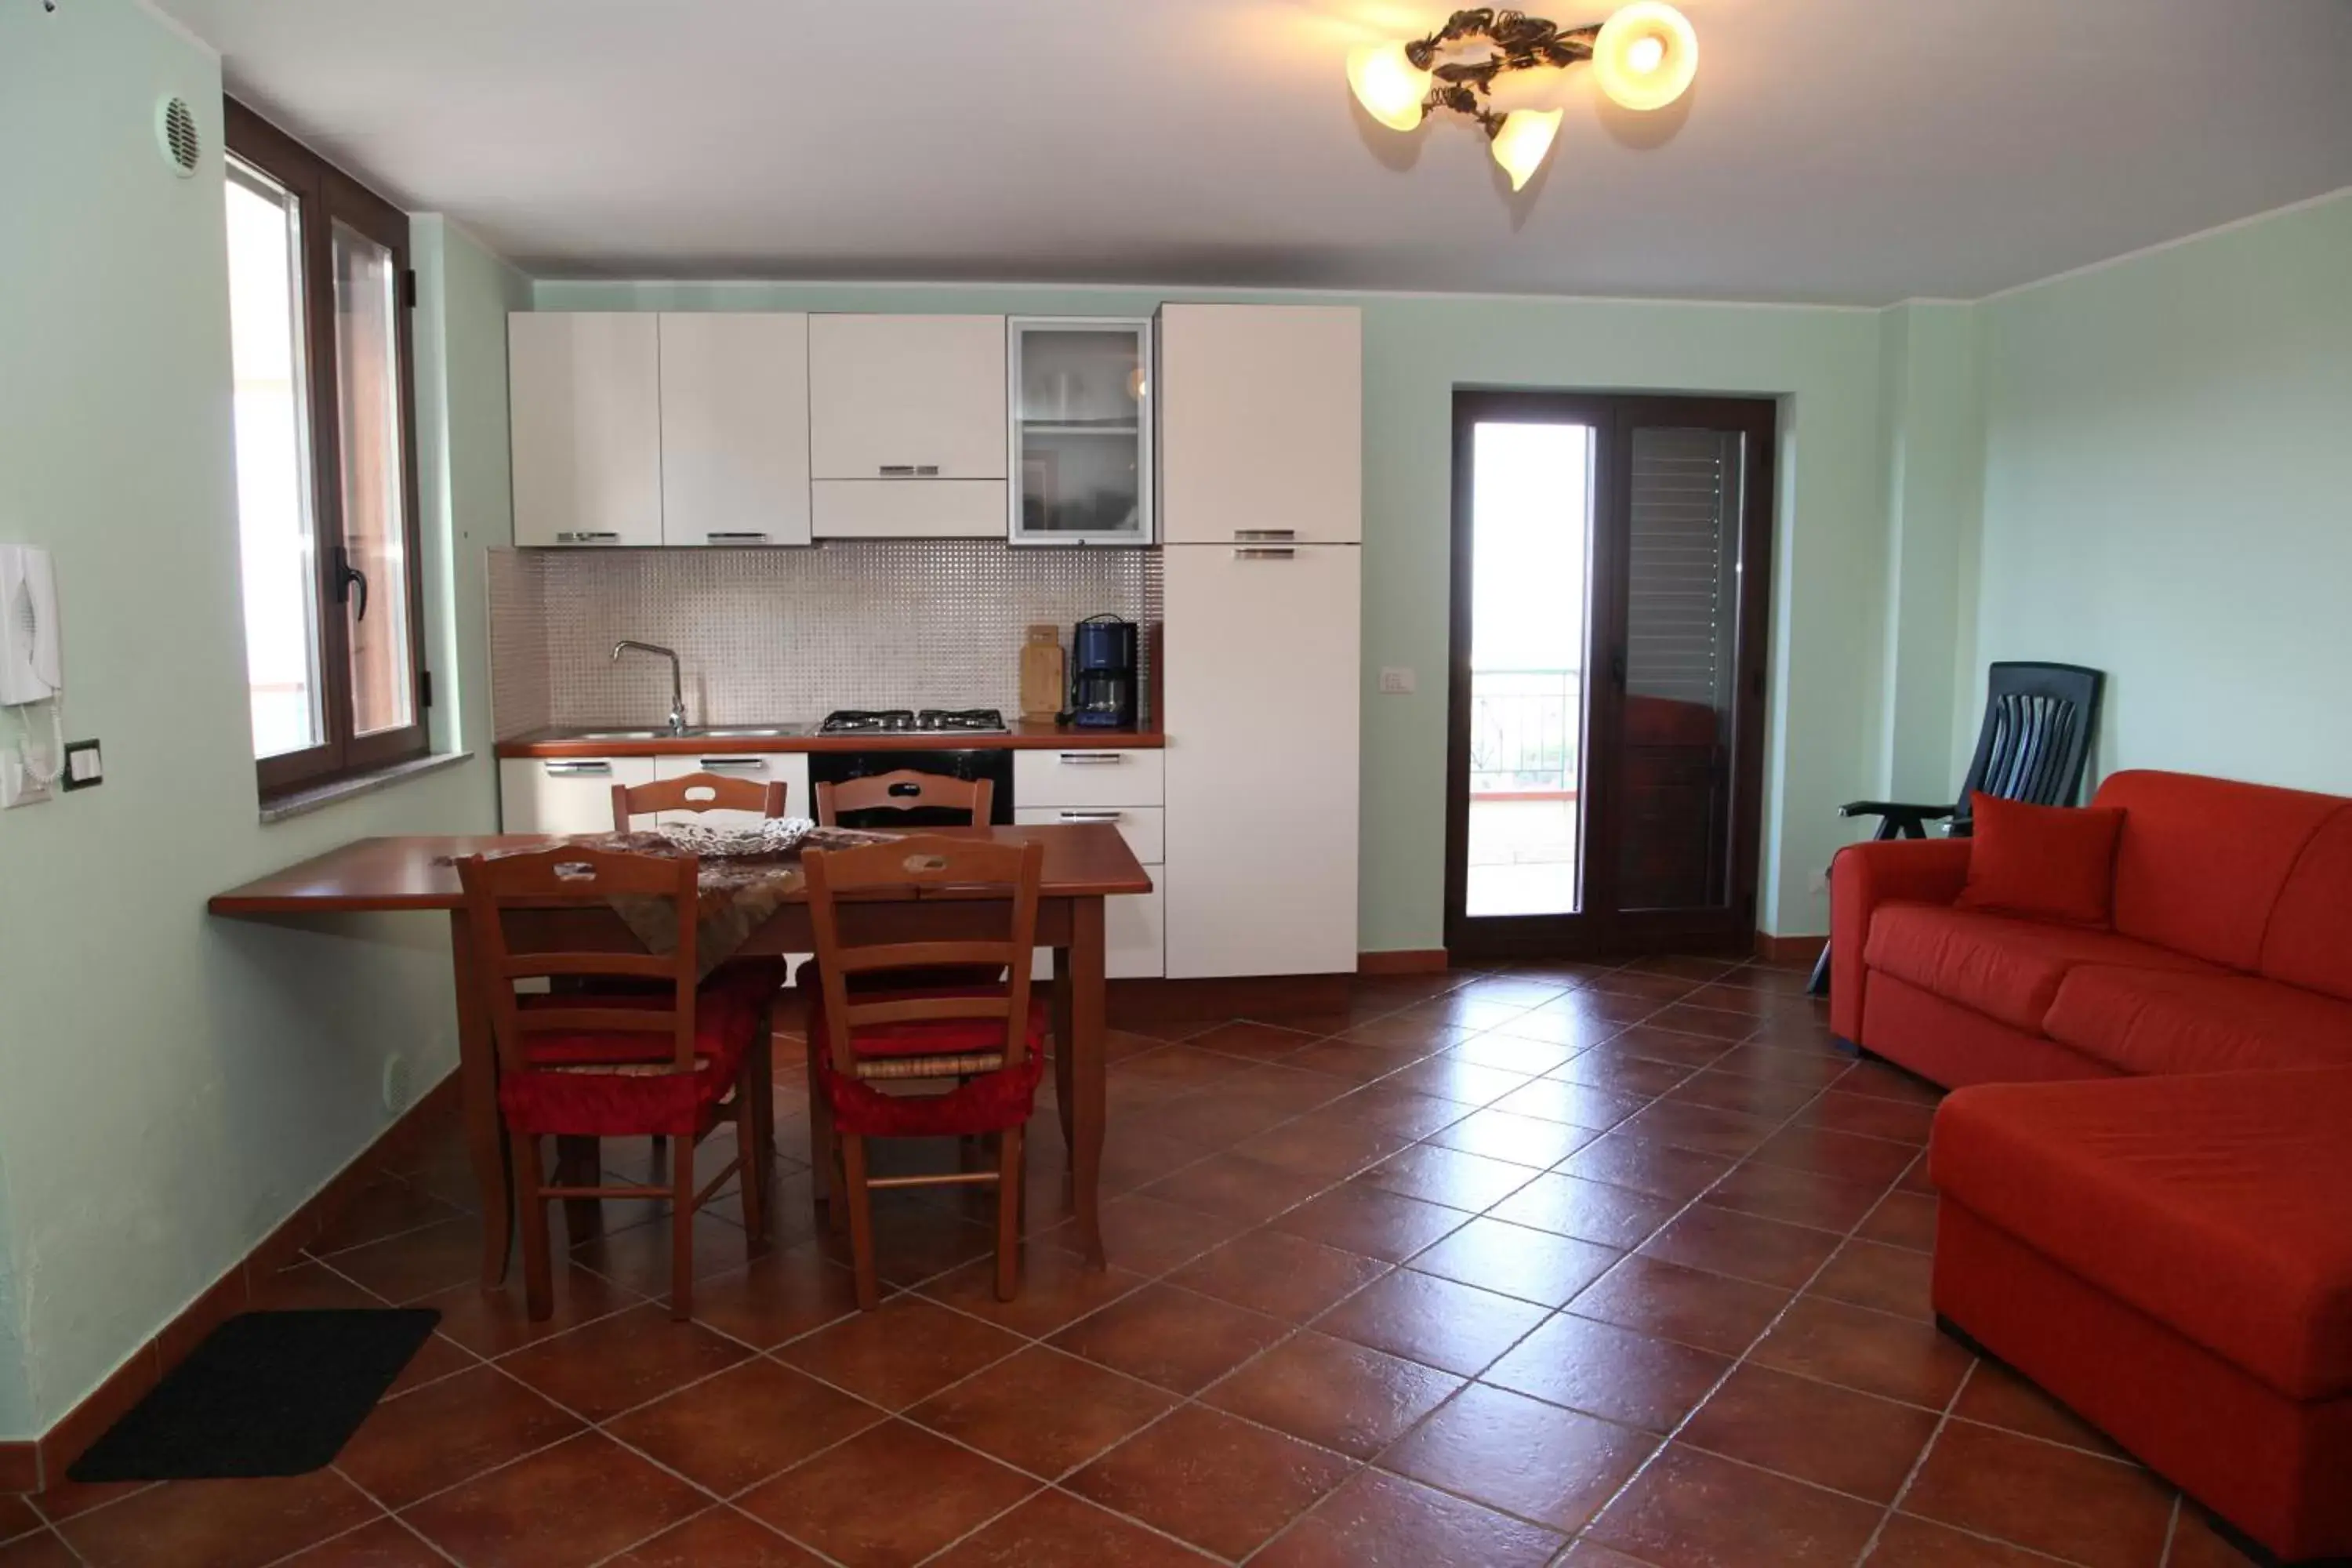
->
[698, 758, 766, 771]
[1057, 752, 1127, 764]
[915, 463, 941, 477]
[1233, 528, 1296, 543]
[704, 532, 769, 543]
[1058, 809, 1124, 822]
[878, 464, 916, 477]
[543, 760, 612, 777]
[1233, 546, 1296, 560]
[555, 531, 621, 545]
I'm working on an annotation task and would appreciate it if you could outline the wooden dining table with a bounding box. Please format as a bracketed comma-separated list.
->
[209, 825, 1152, 1283]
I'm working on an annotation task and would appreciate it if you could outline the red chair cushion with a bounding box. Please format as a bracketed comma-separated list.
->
[2261, 805, 2352, 1005]
[498, 962, 777, 1136]
[1864, 903, 2214, 1033]
[815, 1051, 1046, 1138]
[1930, 1068, 2352, 1401]
[2095, 770, 2345, 971]
[1954, 793, 2125, 927]
[2043, 967, 2352, 1076]
[518, 962, 781, 1065]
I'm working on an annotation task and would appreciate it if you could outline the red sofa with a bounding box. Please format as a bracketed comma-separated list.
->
[1830, 768, 2352, 1085]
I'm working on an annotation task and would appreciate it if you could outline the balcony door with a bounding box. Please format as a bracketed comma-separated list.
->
[1445, 390, 1776, 960]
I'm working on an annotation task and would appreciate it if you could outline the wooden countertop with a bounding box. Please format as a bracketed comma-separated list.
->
[495, 721, 1165, 759]
[209, 826, 1155, 915]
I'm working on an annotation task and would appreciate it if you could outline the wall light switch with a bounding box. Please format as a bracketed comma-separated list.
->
[1378, 667, 1417, 695]
[62, 739, 102, 791]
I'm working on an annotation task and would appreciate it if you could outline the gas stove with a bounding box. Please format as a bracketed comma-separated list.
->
[818, 708, 1010, 735]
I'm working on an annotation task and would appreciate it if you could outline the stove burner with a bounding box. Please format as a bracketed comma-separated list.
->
[919, 708, 1010, 732]
[819, 708, 1009, 735]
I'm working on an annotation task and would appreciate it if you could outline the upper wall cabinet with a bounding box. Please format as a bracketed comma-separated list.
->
[509, 313, 663, 546]
[1157, 303, 1362, 545]
[1010, 317, 1152, 546]
[657, 312, 811, 547]
[808, 315, 1007, 481]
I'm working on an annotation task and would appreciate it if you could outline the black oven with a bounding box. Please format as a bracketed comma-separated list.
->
[804, 748, 1015, 828]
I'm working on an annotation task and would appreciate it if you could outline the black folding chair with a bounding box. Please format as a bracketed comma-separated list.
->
[1809, 662, 2105, 995]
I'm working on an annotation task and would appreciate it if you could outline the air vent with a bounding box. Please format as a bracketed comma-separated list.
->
[156, 96, 200, 177]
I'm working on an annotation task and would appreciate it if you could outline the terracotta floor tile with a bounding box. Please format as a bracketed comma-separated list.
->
[1381, 1382, 1654, 1530]
[321, 1217, 487, 1305]
[1490, 1077, 1649, 1131]
[1547, 1052, 1698, 1098]
[1838, 1058, 1949, 1106]
[1383, 1056, 1539, 1107]
[1619, 1098, 1785, 1160]
[336, 1364, 585, 1509]
[811, 1204, 999, 1288]
[737, 1420, 1037, 1567]
[1188, 1018, 1322, 1063]
[1067, 1404, 1352, 1559]
[1703, 1159, 1892, 1232]
[380, 1330, 479, 1401]
[1113, 1043, 1265, 1091]
[926, 1488, 1218, 1567]
[1625, 956, 1744, 985]
[688, 1240, 867, 1349]
[412, 1264, 643, 1359]
[1229, 1112, 1417, 1178]
[1949, 1359, 2128, 1458]
[24, 1477, 158, 1527]
[1137, 1152, 1330, 1224]
[1269, 1181, 1469, 1262]
[1165, 1228, 1390, 1323]
[1395, 995, 1548, 1033]
[1047, 1192, 1250, 1275]
[1751, 1123, 1922, 1187]
[1750, 1294, 1974, 1408]
[1904, 1420, 2175, 1568]
[775, 1294, 1024, 1410]
[603, 1506, 827, 1567]
[1047, 1283, 1285, 1393]
[1426, 1108, 1600, 1169]
[1801, 1088, 1940, 1145]
[1679, 1362, 1940, 1503]
[1559, 1132, 1737, 1203]
[1587, 1442, 1884, 1566]
[1859, 1189, 1941, 1254]
[55, 1472, 381, 1568]
[1647, 1003, 1769, 1042]
[1318, 1268, 1550, 1376]
[605, 1357, 880, 1495]
[1334, 1015, 1478, 1054]
[1711, 1042, 1857, 1086]
[1443, 1033, 1580, 1074]
[249, 1260, 386, 1312]
[495, 1305, 750, 1421]
[1812, 1238, 1936, 1319]
[1483, 1312, 1733, 1433]
[1358, 1145, 1538, 1210]
[310, 1181, 466, 1258]
[1865, 1512, 2060, 1566]
[568, 1213, 763, 1300]
[1277, 1039, 1432, 1086]
[1323, 1083, 1474, 1139]
[1406, 1217, 1621, 1307]
[917, 1245, 1149, 1337]
[1486, 1008, 1628, 1052]
[1639, 1204, 1844, 1291]
[0, 1501, 38, 1545]
[399, 1432, 706, 1568]
[1556, 1542, 1664, 1566]
[0, 1532, 78, 1568]
[1568, 1254, 1791, 1356]
[1205, 1331, 1463, 1457]
[907, 1345, 1174, 1479]
[1602, 1026, 1737, 1069]
[1254, 1468, 1566, 1568]
[1096, 1126, 1221, 1192]
[1486, 1171, 1681, 1250]
[271, 1516, 451, 1565]
[1667, 1067, 1828, 1120]
[2164, 1508, 2267, 1568]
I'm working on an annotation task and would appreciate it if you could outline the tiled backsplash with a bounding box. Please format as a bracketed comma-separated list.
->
[488, 542, 1160, 737]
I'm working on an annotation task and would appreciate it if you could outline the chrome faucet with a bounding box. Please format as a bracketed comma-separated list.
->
[612, 641, 688, 734]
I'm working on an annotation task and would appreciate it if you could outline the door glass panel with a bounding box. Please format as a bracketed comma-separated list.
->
[1465, 422, 1592, 917]
[1617, 426, 1743, 912]
[224, 160, 325, 759]
[1014, 324, 1146, 539]
[332, 220, 415, 737]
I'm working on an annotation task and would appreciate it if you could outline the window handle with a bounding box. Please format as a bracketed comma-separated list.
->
[335, 547, 370, 623]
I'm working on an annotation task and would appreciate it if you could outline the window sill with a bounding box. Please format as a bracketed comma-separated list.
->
[260, 751, 475, 825]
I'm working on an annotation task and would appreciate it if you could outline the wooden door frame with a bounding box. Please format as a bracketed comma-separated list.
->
[1444, 390, 1778, 961]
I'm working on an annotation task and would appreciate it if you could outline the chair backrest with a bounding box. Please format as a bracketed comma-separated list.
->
[456, 846, 699, 1076]
[800, 834, 1044, 1076]
[813, 770, 993, 827]
[1956, 662, 2106, 812]
[612, 771, 788, 831]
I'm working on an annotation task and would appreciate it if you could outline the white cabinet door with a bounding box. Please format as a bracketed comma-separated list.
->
[809, 480, 1005, 539]
[499, 757, 655, 834]
[508, 314, 663, 547]
[1011, 748, 1165, 808]
[658, 313, 811, 546]
[652, 753, 811, 826]
[1163, 543, 1361, 977]
[1014, 806, 1164, 869]
[1158, 304, 1362, 545]
[808, 315, 1007, 480]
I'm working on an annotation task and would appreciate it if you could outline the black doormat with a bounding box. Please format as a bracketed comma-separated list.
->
[69, 1308, 440, 1482]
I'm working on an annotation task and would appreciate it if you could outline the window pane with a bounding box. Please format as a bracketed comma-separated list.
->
[225, 160, 325, 759]
[332, 220, 415, 737]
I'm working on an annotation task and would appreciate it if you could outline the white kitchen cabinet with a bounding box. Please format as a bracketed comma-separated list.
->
[1009, 318, 1152, 545]
[1157, 304, 1362, 545]
[658, 313, 811, 546]
[1014, 805, 1163, 870]
[810, 479, 1006, 539]
[1012, 747, 1164, 809]
[499, 756, 655, 834]
[508, 314, 663, 547]
[809, 314, 1007, 482]
[652, 753, 811, 826]
[1162, 542, 1360, 978]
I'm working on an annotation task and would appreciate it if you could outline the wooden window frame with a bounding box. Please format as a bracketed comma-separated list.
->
[228, 100, 430, 799]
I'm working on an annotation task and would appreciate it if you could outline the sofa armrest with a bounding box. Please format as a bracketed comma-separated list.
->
[1830, 837, 1973, 1043]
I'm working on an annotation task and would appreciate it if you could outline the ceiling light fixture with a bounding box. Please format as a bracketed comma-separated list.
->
[1348, 4, 1697, 190]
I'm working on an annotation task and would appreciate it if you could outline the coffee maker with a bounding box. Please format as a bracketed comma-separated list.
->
[1066, 614, 1139, 730]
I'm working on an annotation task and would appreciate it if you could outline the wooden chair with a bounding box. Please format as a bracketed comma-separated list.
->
[456, 845, 773, 1321]
[612, 771, 788, 830]
[802, 834, 1049, 1309]
[813, 769, 992, 826]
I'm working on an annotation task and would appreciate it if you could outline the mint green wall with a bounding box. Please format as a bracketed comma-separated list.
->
[538, 279, 1893, 942]
[0, 1, 517, 1437]
[1970, 193, 2352, 793]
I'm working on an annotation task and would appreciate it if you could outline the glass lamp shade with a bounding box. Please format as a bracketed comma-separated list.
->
[1593, 1, 1698, 111]
[1347, 42, 1433, 132]
[1490, 108, 1563, 191]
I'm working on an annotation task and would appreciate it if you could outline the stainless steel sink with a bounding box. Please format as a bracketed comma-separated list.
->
[690, 725, 809, 739]
[574, 728, 666, 740]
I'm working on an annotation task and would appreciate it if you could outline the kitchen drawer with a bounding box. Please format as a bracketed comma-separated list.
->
[1012, 746, 1163, 809]
[1033, 883, 1164, 981]
[655, 753, 811, 826]
[1015, 804, 1163, 866]
[499, 756, 655, 835]
[810, 479, 1006, 538]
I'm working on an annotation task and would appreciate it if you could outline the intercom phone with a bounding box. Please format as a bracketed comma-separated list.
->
[0, 544, 63, 707]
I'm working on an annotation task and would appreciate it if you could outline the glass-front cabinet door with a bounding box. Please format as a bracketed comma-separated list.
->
[1008, 318, 1152, 544]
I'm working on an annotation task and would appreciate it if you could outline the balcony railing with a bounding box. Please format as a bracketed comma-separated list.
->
[1470, 667, 1580, 797]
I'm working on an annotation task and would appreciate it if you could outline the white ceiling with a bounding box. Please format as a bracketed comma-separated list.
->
[154, 0, 2352, 304]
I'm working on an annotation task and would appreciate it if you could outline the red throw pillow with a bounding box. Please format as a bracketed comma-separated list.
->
[1955, 792, 2125, 927]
